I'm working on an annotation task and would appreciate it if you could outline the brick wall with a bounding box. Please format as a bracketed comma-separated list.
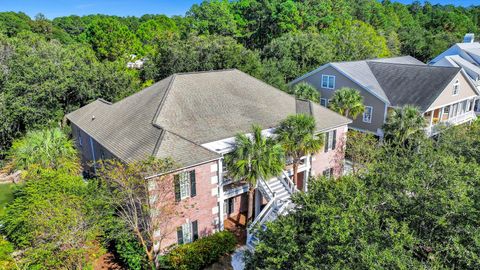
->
[150, 160, 220, 251]
[311, 125, 348, 178]
[224, 193, 248, 218]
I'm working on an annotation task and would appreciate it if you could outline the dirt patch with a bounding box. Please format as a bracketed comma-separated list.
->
[94, 252, 126, 270]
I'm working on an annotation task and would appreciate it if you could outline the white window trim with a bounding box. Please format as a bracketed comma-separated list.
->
[182, 221, 192, 244]
[321, 75, 335, 89]
[327, 130, 334, 151]
[179, 172, 191, 200]
[363, 106, 373, 123]
[453, 80, 459, 96]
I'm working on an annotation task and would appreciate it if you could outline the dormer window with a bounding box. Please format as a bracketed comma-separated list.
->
[321, 75, 335, 89]
[453, 80, 459, 96]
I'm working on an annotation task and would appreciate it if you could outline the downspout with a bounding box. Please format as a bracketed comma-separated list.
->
[89, 136, 97, 174]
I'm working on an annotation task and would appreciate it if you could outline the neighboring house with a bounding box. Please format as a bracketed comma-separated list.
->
[290, 56, 479, 137]
[429, 33, 480, 112]
[66, 69, 351, 250]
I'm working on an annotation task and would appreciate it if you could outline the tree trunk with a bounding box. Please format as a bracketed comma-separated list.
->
[292, 162, 298, 188]
[135, 228, 155, 269]
[247, 186, 255, 223]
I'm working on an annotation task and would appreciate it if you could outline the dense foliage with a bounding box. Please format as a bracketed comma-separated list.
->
[160, 231, 237, 270]
[2, 169, 104, 269]
[1, 0, 479, 156]
[246, 121, 480, 269]
[7, 128, 79, 174]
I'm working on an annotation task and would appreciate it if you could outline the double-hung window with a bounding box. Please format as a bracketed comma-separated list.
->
[322, 168, 334, 178]
[175, 170, 196, 201]
[177, 220, 198, 244]
[321, 75, 335, 89]
[363, 106, 373, 123]
[324, 129, 337, 152]
[453, 80, 459, 96]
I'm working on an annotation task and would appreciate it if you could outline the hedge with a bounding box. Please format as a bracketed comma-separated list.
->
[159, 231, 237, 270]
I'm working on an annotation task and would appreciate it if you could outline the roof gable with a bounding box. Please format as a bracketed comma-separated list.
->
[368, 62, 460, 111]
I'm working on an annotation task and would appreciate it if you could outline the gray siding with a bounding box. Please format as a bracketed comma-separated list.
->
[71, 123, 115, 169]
[293, 66, 386, 134]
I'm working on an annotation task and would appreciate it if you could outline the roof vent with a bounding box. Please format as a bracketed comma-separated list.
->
[463, 33, 474, 43]
[92, 115, 95, 120]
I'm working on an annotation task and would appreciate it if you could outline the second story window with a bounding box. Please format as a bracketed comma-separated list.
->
[324, 129, 337, 152]
[363, 106, 373, 123]
[175, 170, 196, 201]
[453, 80, 459, 96]
[321, 75, 335, 89]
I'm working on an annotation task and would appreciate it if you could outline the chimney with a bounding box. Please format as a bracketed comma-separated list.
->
[463, 33, 474, 43]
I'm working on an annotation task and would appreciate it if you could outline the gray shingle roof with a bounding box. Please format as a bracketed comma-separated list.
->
[330, 56, 426, 103]
[67, 69, 350, 168]
[367, 62, 460, 111]
[320, 56, 460, 111]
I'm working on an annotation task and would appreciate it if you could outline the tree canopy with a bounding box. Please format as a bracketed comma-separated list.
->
[2, 0, 480, 156]
[247, 122, 480, 269]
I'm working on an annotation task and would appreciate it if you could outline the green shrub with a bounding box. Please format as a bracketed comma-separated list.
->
[160, 231, 236, 270]
[0, 237, 15, 270]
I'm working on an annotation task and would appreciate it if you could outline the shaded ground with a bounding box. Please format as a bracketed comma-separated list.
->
[0, 183, 14, 216]
[224, 212, 247, 245]
[94, 252, 126, 270]
[205, 254, 234, 270]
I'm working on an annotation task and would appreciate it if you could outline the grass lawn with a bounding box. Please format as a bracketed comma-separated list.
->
[0, 184, 14, 217]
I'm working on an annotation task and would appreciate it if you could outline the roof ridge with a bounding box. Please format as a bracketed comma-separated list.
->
[332, 55, 415, 65]
[151, 129, 166, 157]
[151, 74, 176, 126]
[173, 69, 237, 76]
[369, 61, 460, 70]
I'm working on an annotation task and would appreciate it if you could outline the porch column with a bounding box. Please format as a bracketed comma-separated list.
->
[218, 159, 225, 231]
[304, 154, 312, 192]
[254, 189, 262, 217]
[439, 107, 444, 122]
[429, 110, 434, 126]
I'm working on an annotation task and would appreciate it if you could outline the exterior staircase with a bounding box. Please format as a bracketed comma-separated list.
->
[246, 171, 297, 249]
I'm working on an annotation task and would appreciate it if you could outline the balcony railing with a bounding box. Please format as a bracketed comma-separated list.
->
[425, 111, 476, 136]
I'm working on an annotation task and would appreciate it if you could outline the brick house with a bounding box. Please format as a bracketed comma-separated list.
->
[66, 69, 351, 250]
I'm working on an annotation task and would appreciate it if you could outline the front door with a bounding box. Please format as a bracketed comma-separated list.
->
[226, 197, 234, 216]
[297, 171, 305, 191]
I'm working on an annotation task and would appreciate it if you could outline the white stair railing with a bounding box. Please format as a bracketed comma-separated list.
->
[257, 178, 275, 200]
[247, 195, 277, 245]
[281, 170, 298, 194]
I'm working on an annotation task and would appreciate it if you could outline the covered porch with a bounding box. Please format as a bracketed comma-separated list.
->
[423, 98, 477, 136]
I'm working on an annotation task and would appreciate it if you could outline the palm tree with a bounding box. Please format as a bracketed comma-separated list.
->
[289, 82, 320, 103]
[275, 114, 324, 188]
[225, 125, 285, 223]
[329, 87, 365, 119]
[383, 105, 426, 145]
[7, 128, 80, 174]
